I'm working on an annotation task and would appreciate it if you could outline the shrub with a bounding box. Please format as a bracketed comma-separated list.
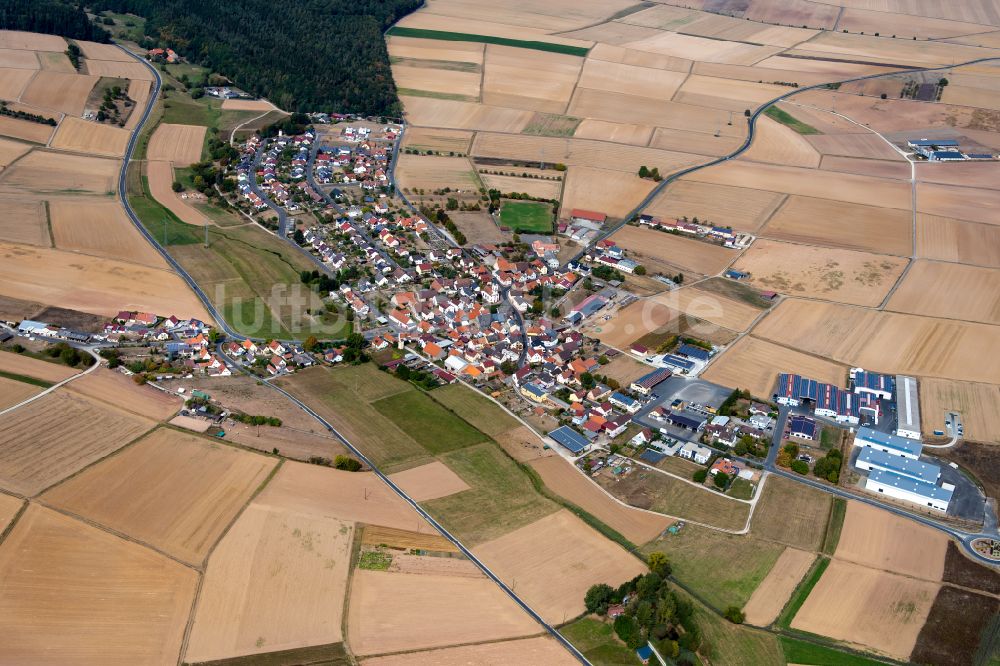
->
[713, 471, 729, 489]
[693, 469, 708, 483]
[790, 460, 809, 475]
[723, 606, 745, 624]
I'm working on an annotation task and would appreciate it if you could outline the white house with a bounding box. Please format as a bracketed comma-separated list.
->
[678, 442, 711, 465]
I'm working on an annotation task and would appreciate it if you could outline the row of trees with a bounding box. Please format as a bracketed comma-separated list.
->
[91, 0, 421, 114]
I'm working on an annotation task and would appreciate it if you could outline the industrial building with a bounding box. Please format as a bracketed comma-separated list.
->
[630, 367, 671, 396]
[850, 368, 893, 400]
[895, 375, 921, 440]
[865, 469, 954, 512]
[548, 426, 590, 455]
[852, 427, 922, 460]
[852, 428, 952, 512]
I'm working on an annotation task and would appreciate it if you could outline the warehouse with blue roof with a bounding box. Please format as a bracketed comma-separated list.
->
[548, 426, 590, 455]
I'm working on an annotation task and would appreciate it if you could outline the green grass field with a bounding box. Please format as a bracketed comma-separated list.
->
[0, 370, 53, 389]
[764, 106, 820, 135]
[727, 477, 755, 500]
[821, 498, 847, 556]
[752, 475, 832, 551]
[642, 526, 783, 611]
[694, 605, 784, 666]
[424, 443, 558, 545]
[430, 384, 520, 438]
[779, 636, 889, 666]
[372, 390, 487, 454]
[386, 27, 590, 57]
[559, 617, 638, 665]
[776, 556, 830, 629]
[499, 201, 554, 233]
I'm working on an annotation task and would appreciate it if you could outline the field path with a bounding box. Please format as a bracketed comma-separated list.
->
[0, 341, 100, 418]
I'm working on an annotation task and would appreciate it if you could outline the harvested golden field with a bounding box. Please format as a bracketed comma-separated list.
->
[837, 7, 994, 39]
[387, 35, 485, 64]
[75, 40, 133, 62]
[691, 60, 830, 86]
[395, 154, 478, 192]
[185, 504, 353, 662]
[346, 569, 539, 656]
[401, 127, 473, 154]
[752, 475, 832, 552]
[0, 135, 32, 165]
[125, 79, 151, 129]
[648, 126, 743, 157]
[0, 376, 40, 410]
[753, 299, 1000, 384]
[0, 150, 118, 194]
[0, 114, 54, 143]
[592, 297, 738, 351]
[37, 51, 74, 72]
[791, 30, 987, 68]
[0, 199, 47, 246]
[146, 159, 210, 225]
[919, 378, 1000, 443]
[916, 214, 1000, 268]
[362, 636, 578, 666]
[0, 505, 197, 665]
[562, 167, 655, 218]
[887, 260, 1000, 325]
[743, 0, 840, 30]
[818, 155, 910, 180]
[624, 31, 781, 66]
[688, 160, 912, 210]
[739, 116, 820, 168]
[732, 240, 908, 307]
[835, 502, 948, 581]
[529, 455, 671, 545]
[675, 75, 788, 112]
[66, 367, 180, 420]
[917, 182, 1000, 227]
[0, 66, 36, 98]
[479, 173, 562, 200]
[743, 547, 815, 626]
[0, 492, 22, 531]
[792, 560, 938, 660]
[48, 198, 166, 266]
[362, 525, 457, 552]
[917, 161, 1000, 190]
[388, 460, 471, 502]
[20, 70, 97, 115]
[576, 58, 687, 101]
[611, 225, 738, 275]
[81, 59, 152, 80]
[256, 461, 437, 533]
[394, 64, 481, 101]
[474, 510, 646, 623]
[941, 83, 1000, 110]
[400, 96, 533, 133]
[0, 242, 213, 320]
[396, 9, 598, 42]
[702, 336, 847, 400]
[762, 196, 912, 255]
[0, 390, 153, 496]
[0, 349, 78, 383]
[645, 179, 787, 233]
[574, 119, 653, 146]
[0, 31, 67, 51]
[42, 428, 276, 565]
[568, 88, 731, 135]
[482, 44, 583, 113]
[146, 123, 207, 166]
[220, 98, 278, 111]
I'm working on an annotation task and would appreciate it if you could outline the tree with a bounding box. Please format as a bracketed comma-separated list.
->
[500, 360, 517, 375]
[333, 455, 362, 471]
[584, 583, 613, 614]
[634, 265, 647, 276]
[292, 229, 305, 245]
[638, 165, 650, 178]
[171, 181, 183, 192]
[693, 469, 708, 483]
[744, 108, 752, 117]
[723, 606, 745, 624]
[580, 372, 595, 389]
[791, 460, 809, 474]
[648, 552, 671, 578]
[713, 471, 729, 489]
[614, 615, 644, 649]
[939, 77, 949, 87]
[303, 335, 318, 352]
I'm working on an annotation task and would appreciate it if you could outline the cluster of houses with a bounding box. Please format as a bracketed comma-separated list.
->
[630, 341, 715, 376]
[700, 404, 773, 448]
[221, 338, 319, 375]
[314, 132, 391, 189]
[587, 240, 640, 275]
[637, 214, 754, 249]
[234, 131, 318, 212]
[907, 138, 995, 162]
[559, 209, 607, 245]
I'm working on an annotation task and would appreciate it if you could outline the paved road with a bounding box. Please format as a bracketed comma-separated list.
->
[247, 138, 291, 237]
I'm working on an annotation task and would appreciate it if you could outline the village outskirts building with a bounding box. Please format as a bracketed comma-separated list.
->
[852, 427, 953, 512]
[895, 375, 922, 440]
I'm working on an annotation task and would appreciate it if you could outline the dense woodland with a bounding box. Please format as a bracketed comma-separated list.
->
[0, 0, 109, 41]
[91, 0, 421, 114]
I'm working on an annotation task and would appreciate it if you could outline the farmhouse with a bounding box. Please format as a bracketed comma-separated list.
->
[549, 426, 590, 455]
[895, 375, 921, 440]
[570, 209, 607, 225]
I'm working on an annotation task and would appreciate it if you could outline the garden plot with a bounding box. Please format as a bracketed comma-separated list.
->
[20, 70, 97, 116]
[834, 501, 948, 581]
[0, 199, 47, 246]
[731, 240, 908, 308]
[49, 116, 130, 157]
[184, 505, 353, 662]
[886, 260, 1000, 325]
[761, 196, 912, 256]
[916, 214, 1000, 268]
[791, 560, 939, 660]
[702, 336, 847, 400]
[753, 299, 1000, 384]
[0, 242, 213, 321]
[346, 569, 540, 656]
[743, 548, 816, 626]
[473, 510, 646, 623]
[919, 378, 1000, 443]
[146, 123, 207, 165]
[49, 198, 167, 267]
[42, 428, 277, 565]
[0, 391, 153, 496]
[644, 179, 786, 233]
[0, 505, 197, 665]
[481, 46, 582, 113]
